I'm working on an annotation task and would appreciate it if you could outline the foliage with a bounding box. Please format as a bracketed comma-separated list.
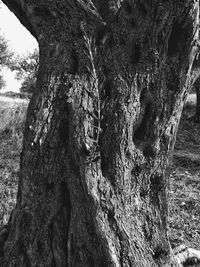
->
[0, 34, 13, 90]
[12, 49, 39, 79]
[11, 49, 39, 94]
[20, 75, 36, 94]
[0, 35, 13, 68]
[0, 73, 5, 90]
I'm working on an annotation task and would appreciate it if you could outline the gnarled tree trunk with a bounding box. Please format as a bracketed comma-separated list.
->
[0, 1, 199, 266]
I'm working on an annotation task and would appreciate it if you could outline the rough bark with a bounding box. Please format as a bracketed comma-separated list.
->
[0, 1, 199, 266]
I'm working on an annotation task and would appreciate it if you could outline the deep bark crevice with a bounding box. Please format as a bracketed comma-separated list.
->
[168, 21, 188, 57]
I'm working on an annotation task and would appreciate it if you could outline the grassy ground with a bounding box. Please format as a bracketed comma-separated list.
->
[0, 99, 27, 225]
[0, 96, 200, 263]
[169, 105, 200, 255]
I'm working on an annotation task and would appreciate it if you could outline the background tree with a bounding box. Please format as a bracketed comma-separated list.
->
[0, 35, 12, 67]
[11, 49, 39, 94]
[0, 34, 13, 90]
[0, 1, 200, 267]
[0, 73, 5, 90]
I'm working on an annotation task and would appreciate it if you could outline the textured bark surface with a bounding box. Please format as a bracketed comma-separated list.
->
[0, 0, 199, 266]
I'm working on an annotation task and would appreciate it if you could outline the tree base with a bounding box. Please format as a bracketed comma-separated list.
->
[1, 224, 200, 267]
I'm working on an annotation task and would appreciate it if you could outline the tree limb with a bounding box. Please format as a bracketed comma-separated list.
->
[1, 0, 38, 40]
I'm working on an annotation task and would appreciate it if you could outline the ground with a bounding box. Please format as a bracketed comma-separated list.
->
[0, 96, 27, 226]
[0, 95, 200, 265]
[169, 102, 200, 252]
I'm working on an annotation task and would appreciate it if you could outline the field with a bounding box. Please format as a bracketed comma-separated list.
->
[0, 97, 27, 225]
[0, 95, 200, 264]
[169, 106, 200, 252]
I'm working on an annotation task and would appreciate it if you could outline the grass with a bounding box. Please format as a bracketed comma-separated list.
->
[0, 99, 27, 225]
[169, 105, 200, 261]
[0, 95, 200, 264]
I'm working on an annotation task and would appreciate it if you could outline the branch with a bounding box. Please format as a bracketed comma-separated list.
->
[1, 0, 38, 40]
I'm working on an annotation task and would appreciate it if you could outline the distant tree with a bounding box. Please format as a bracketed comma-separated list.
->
[0, 34, 13, 90]
[0, 35, 12, 67]
[0, 2, 13, 68]
[0, 73, 5, 90]
[11, 49, 39, 94]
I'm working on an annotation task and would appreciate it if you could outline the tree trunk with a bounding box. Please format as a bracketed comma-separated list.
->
[0, 1, 199, 266]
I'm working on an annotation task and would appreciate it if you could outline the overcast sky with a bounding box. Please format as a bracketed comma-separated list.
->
[0, 1, 38, 92]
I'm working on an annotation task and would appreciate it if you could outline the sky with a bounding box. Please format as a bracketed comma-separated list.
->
[0, 1, 38, 92]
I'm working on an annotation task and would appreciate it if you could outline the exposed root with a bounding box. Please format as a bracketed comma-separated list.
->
[174, 245, 200, 266]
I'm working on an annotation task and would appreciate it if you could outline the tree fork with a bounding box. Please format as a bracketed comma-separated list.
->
[0, 0, 200, 266]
